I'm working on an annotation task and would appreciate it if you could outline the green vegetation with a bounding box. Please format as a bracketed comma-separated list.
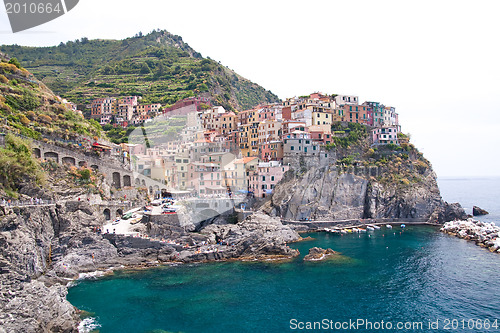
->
[0, 57, 102, 141]
[68, 165, 102, 194]
[327, 122, 368, 149]
[0, 30, 280, 112]
[0, 134, 45, 196]
[337, 155, 355, 166]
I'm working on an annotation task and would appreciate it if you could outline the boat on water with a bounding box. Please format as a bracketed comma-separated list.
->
[401, 224, 406, 228]
[386, 224, 393, 229]
[346, 229, 353, 233]
[366, 226, 375, 231]
[340, 229, 348, 234]
[373, 225, 381, 230]
[358, 228, 367, 233]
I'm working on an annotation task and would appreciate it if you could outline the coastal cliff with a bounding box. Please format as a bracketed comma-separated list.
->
[266, 163, 463, 223]
[263, 126, 465, 223]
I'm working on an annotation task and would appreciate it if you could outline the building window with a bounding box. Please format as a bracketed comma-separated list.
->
[271, 176, 275, 181]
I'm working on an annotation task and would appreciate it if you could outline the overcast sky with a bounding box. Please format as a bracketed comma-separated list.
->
[1, 0, 499, 177]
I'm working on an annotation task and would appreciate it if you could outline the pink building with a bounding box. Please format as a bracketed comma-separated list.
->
[259, 141, 283, 161]
[308, 125, 332, 145]
[187, 162, 226, 196]
[372, 127, 399, 145]
[248, 161, 289, 198]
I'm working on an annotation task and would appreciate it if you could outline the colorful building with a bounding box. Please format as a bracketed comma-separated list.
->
[372, 127, 399, 145]
[248, 161, 289, 198]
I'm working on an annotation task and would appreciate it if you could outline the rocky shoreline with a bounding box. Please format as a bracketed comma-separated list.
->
[441, 218, 500, 253]
[0, 196, 467, 332]
[0, 202, 301, 332]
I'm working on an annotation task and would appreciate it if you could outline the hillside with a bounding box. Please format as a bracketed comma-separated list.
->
[0, 53, 106, 197]
[0, 30, 280, 111]
[0, 53, 102, 141]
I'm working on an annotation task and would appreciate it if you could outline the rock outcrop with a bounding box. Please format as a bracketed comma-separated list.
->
[303, 247, 338, 261]
[265, 162, 466, 224]
[179, 212, 300, 263]
[0, 202, 177, 332]
[473, 206, 489, 216]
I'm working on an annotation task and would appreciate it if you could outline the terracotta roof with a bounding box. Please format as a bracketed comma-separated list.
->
[234, 157, 258, 164]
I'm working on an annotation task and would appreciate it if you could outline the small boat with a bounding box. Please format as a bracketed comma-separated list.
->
[346, 229, 353, 233]
[366, 226, 375, 231]
[401, 224, 406, 228]
[386, 224, 393, 229]
[358, 228, 367, 233]
[373, 225, 381, 230]
[340, 229, 348, 234]
[351, 228, 359, 233]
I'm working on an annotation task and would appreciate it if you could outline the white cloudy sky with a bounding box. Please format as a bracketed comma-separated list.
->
[1, 0, 499, 177]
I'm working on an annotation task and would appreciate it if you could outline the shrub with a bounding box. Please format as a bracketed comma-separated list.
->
[0, 74, 8, 84]
[8, 57, 22, 69]
[26, 111, 36, 120]
[0, 134, 44, 192]
[400, 178, 410, 186]
[386, 143, 400, 151]
[414, 160, 428, 174]
[338, 155, 354, 165]
[19, 114, 30, 125]
[38, 114, 53, 123]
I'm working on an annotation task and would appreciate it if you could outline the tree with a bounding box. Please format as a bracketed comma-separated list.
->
[140, 63, 151, 74]
[8, 57, 22, 69]
[154, 62, 165, 78]
[103, 65, 115, 75]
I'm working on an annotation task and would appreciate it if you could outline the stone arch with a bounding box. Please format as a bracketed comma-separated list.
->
[62, 156, 76, 166]
[135, 178, 141, 186]
[112, 172, 121, 189]
[149, 186, 153, 194]
[116, 209, 123, 217]
[123, 175, 131, 187]
[103, 208, 111, 221]
[44, 152, 59, 163]
[78, 161, 87, 167]
[91, 165, 99, 170]
[142, 179, 146, 186]
[33, 148, 41, 158]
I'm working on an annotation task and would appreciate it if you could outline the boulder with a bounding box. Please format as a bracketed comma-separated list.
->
[473, 206, 489, 216]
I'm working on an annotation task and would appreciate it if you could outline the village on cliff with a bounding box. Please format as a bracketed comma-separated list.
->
[85, 92, 403, 198]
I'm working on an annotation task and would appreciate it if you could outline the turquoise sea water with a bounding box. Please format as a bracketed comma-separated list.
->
[68, 178, 500, 333]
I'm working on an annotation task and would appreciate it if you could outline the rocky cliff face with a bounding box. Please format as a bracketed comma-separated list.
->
[0, 201, 175, 332]
[265, 144, 466, 223]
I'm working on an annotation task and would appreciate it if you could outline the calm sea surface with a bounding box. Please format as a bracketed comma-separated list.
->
[68, 178, 500, 333]
[438, 177, 500, 226]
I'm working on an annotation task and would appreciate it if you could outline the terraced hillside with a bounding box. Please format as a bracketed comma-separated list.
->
[0, 30, 280, 112]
